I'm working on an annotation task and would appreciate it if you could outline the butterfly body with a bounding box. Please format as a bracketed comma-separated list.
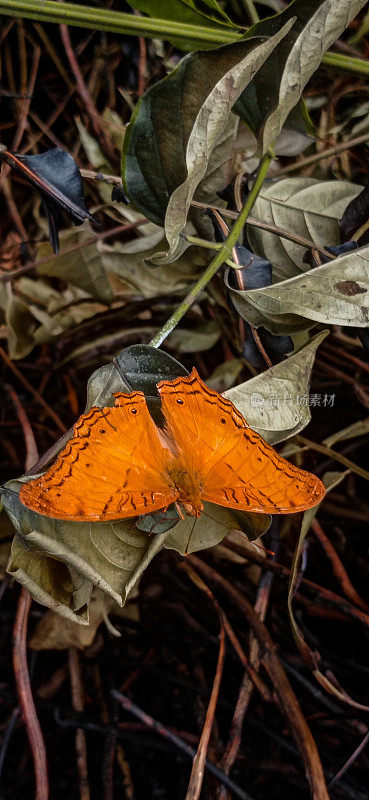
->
[19, 369, 325, 522]
[165, 458, 204, 517]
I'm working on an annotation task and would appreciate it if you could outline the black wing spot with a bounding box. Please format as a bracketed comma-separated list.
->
[176, 398, 184, 405]
[130, 407, 138, 415]
[99, 428, 107, 434]
[220, 417, 226, 425]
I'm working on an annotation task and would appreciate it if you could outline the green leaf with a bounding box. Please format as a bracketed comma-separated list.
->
[246, 177, 361, 281]
[229, 243, 369, 330]
[122, 24, 294, 263]
[164, 502, 270, 554]
[236, 0, 368, 155]
[225, 177, 368, 332]
[86, 343, 188, 410]
[126, 0, 236, 51]
[224, 331, 328, 444]
[4, 478, 162, 622]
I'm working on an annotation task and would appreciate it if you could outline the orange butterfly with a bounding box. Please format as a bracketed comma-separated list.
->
[19, 369, 325, 521]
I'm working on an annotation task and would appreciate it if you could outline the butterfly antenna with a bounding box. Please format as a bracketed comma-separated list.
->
[252, 541, 276, 557]
[233, 529, 275, 556]
[200, 508, 232, 531]
[185, 517, 197, 556]
[200, 511, 276, 556]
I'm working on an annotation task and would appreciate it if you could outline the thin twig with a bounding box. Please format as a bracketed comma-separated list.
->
[78, 171, 336, 260]
[13, 588, 49, 800]
[297, 435, 369, 483]
[0, 44, 41, 185]
[328, 729, 369, 788]
[68, 648, 90, 800]
[180, 564, 226, 800]
[310, 518, 369, 614]
[111, 691, 255, 800]
[115, 744, 135, 800]
[149, 148, 275, 348]
[6, 383, 39, 470]
[224, 537, 369, 631]
[59, 23, 116, 162]
[271, 130, 369, 179]
[190, 199, 336, 260]
[217, 529, 277, 800]
[0, 220, 147, 283]
[79, 169, 122, 186]
[0, 345, 66, 433]
[189, 556, 330, 800]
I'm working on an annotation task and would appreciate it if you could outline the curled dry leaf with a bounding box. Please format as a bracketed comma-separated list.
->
[29, 588, 137, 651]
[236, 0, 368, 155]
[99, 235, 207, 299]
[246, 177, 361, 281]
[35, 225, 113, 303]
[228, 245, 369, 331]
[0, 147, 96, 254]
[0, 283, 36, 360]
[122, 24, 294, 264]
[224, 177, 369, 333]
[224, 331, 328, 444]
[4, 336, 325, 619]
[4, 480, 156, 623]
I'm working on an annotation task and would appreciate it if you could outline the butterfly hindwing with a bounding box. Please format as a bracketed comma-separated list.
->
[158, 369, 325, 514]
[20, 392, 177, 521]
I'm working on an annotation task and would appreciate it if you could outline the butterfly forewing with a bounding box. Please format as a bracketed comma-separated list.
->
[158, 369, 325, 514]
[20, 392, 178, 521]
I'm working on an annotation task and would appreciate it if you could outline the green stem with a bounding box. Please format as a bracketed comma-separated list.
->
[297, 436, 369, 484]
[0, 0, 240, 46]
[1, 0, 368, 77]
[183, 235, 222, 251]
[322, 50, 369, 77]
[149, 148, 274, 349]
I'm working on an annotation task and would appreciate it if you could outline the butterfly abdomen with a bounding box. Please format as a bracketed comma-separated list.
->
[166, 460, 204, 517]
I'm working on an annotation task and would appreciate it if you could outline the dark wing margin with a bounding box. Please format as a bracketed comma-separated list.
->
[158, 369, 325, 514]
[20, 392, 178, 521]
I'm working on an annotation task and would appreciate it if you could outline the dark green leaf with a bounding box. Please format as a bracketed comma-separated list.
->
[126, 0, 236, 51]
[122, 25, 293, 263]
[0, 148, 97, 254]
[236, 0, 367, 155]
